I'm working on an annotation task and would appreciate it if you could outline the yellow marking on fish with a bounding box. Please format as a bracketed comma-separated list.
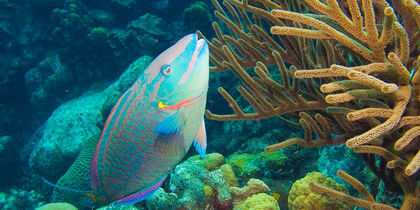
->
[158, 102, 168, 109]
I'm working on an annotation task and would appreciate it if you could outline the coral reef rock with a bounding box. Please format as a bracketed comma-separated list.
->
[230, 178, 270, 208]
[288, 171, 351, 210]
[25, 54, 74, 115]
[28, 92, 105, 178]
[0, 188, 44, 209]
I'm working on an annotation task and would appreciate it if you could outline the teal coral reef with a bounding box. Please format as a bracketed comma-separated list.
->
[169, 153, 232, 209]
[0, 188, 44, 209]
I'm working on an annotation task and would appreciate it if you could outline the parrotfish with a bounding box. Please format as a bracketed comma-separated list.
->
[42, 34, 208, 206]
[89, 33, 209, 205]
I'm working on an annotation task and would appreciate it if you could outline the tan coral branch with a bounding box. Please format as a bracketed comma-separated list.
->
[394, 126, 420, 151]
[346, 108, 394, 121]
[406, 149, 420, 175]
[309, 171, 398, 209]
[336, 170, 374, 202]
[346, 86, 411, 148]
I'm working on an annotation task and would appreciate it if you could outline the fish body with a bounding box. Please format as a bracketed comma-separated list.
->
[90, 34, 209, 205]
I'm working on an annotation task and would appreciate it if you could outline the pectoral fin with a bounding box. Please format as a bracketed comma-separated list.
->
[193, 120, 207, 158]
[155, 109, 185, 149]
[155, 109, 184, 136]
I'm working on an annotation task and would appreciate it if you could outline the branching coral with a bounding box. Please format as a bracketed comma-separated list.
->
[200, 0, 420, 209]
[309, 170, 398, 209]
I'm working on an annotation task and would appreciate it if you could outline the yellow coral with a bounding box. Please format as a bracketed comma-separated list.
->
[230, 178, 270, 208]
[288, 172, 351, 210]
[238, 193, 280, 210]
[221, 164, 239, 187]
[204, 185, 213, 197]
[188, 152, 226, 171]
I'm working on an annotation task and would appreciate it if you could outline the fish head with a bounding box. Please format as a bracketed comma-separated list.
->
[143, 33, 209, 110]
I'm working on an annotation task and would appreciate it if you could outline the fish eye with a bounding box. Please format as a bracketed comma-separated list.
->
[161, 64, 172, 76]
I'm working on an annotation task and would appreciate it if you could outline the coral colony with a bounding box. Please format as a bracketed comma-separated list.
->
[200, 0, 420, 209]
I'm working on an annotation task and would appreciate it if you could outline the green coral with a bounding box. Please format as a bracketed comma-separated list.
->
[288, 172, 351, 210]
[259, 151, 288, 170]
[227, 153, 261, 178]
[188, 152, 226, 171]
[238, 193, 280, 210]
[227, 151, 287, 179]
[35, 202, 78, 210]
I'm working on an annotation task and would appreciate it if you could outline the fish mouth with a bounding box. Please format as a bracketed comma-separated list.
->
[159, 89, 207, 111]
[196, 38, 205, 51]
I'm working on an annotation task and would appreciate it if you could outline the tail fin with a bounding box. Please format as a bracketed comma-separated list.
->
[41, 176, 91, 193]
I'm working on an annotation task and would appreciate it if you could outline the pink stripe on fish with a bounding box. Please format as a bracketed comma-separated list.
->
[160, 89, 206, 111]
[178, 43, 200, 86]
[91, 89, 131, 189]
[151, 76, 165, 98]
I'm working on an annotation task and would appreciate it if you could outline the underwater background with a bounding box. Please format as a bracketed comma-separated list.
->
[1, 0, 420, 209]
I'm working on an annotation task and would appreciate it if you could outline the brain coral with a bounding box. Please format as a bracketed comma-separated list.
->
[35, 202, 77, 210]
[288, 171, 351, 210]
[238, 193, 280, 210]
